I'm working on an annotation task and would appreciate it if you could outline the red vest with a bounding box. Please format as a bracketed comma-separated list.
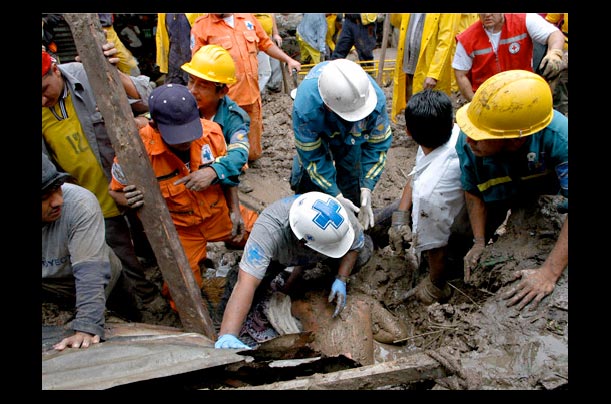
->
[457, 14, 534, 92]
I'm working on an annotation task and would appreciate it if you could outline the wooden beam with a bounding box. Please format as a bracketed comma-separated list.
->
[62, 13, 216, 340]
[234, 352, 449, 390]
[376, 14, 391, 86]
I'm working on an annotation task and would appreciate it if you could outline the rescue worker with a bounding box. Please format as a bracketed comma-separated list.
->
[181, 44, 251, 198]
[390, 13, 461, 120]
[290, 58, 393, 231]
[109, 84, 258, 310]
[215, 192, 372, 349]
[190, 13, 301, 162]
[452, 13, 564, 102]
[455, 70, 568, 311]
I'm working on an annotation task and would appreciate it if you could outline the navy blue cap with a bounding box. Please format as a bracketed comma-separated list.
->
[148, 84, 203, 145]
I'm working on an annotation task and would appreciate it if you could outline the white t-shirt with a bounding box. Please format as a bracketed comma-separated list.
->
[452, 13, 559, 71]
[410, 125, 465, 254]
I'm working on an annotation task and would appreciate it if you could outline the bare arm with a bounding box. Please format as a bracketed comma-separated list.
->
[454, 69, 474, 102]
[219, 269, 262, 336]
[464, 190, 486, 242]
[337, 250, 359, 280]
[222, 185, 246, 243]
[271, 13, 282, 46]
[463, 190, 487, 282]
[265, 43, 301, 73]
[546, 29, 565, 52]
[397, 179, 413, 212]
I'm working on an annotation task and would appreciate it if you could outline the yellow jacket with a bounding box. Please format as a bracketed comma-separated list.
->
[326, 14, 338, 52]
[156, 13, 204, 74]
[391, 13, 460, 122]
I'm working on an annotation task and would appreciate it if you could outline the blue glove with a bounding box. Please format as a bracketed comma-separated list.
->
[328, 278, 347, 318]
[214, 334, 252, 350]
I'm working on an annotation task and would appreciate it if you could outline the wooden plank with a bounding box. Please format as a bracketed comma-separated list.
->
[234, 352, 448, 390]
[376, 14, 392, 86]
[62, 13, 216, 339]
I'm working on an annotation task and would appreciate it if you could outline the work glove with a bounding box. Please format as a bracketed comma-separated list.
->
[336, 193, 360, 215]
[388, 210, 412, 254]
[124, 185, 144, 209]
[538, 48, 564, 80]
[328, 277, 347, 318]
[358, 188, 374, 230]
[463, 239, 486, 283]
[214, 334, 252, 350]
[229, 210, 245, 243]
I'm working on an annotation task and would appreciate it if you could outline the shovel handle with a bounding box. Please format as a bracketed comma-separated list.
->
[291, 68, 298, 89]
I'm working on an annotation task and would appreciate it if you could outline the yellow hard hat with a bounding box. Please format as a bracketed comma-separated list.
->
[456, 70, 553, 141]
[181, 44, 237, 85]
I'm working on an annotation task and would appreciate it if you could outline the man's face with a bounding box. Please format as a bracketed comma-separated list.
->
[41, 65, 63, 108]
[187, 75, 224, 113]
[168, 141, 192, 153]
[478, 13, 503, 31]
[465, 136, 507, 157]
[42, 186, 63, 223]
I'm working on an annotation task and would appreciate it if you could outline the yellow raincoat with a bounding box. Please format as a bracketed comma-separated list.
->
[156, 13, 204, 74]
[390, 13, 460, 122]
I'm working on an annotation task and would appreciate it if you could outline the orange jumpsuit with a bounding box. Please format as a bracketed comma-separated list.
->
[191, 13, 274, 162]
[110, 119, 258, 308]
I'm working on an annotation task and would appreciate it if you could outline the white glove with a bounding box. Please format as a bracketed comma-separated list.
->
[336, 193, 360, 215]
[358, 188, 374, 230]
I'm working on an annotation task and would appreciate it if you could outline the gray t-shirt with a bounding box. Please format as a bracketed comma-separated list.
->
[42, 183, 119, 338]
[239, 194, 365, 280]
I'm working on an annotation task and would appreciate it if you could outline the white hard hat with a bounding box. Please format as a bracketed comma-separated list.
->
[318, 59, 377, 122]
[289, 192, 355, 258]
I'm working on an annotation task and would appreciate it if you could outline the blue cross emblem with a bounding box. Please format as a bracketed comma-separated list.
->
[311, 197, 345, 230]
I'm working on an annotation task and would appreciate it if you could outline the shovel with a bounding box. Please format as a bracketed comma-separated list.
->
[289, 68, 299, 100]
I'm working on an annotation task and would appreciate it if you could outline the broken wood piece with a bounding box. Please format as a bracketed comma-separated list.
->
[234, 352, 449, 390]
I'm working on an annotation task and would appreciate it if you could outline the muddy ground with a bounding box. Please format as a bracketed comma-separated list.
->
[236, 85, 569, 390]
[42, 81, 568, 390]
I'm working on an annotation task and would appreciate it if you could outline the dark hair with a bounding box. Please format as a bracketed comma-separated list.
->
[404, 89, 453, 149]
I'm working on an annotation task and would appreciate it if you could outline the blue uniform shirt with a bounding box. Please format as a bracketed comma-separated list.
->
[210, 95, 251, 186]
[455, 110, 568, 204]
[292, 61, 392, 199]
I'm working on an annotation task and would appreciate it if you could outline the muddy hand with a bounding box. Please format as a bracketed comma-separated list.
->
[124, 184, 144, 209]
[502, 269, 556, 311]
[53, 331, 100, 351]
[463, 242, 485, 283]
[174, 167, 216, 192]
[328, 278, 347, 318]
[230, 210, 245, 243]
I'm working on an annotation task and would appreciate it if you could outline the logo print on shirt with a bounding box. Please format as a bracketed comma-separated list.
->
[312, 198, 345, 230]
[201, 144, 215, 165]
[508, 42, 520, 54]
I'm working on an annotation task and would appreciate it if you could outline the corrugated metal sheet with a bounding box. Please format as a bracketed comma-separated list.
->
[42, 323, 248, 390]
